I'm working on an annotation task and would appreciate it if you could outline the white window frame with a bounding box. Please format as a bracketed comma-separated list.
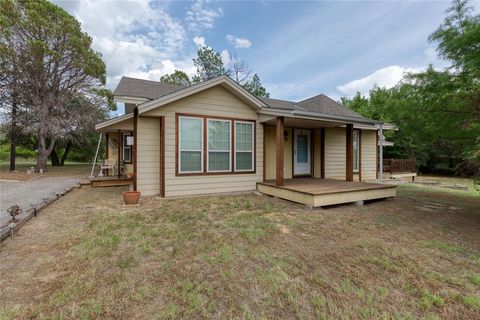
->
[122, 132, 132, 163]
[178, 116, 204, 174]
[207, 118, 232, 172]
[234, 121, 255, 172]
[353, 130, 360, 173]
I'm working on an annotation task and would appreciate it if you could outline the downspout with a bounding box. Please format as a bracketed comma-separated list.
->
[379, 125, 384, 183]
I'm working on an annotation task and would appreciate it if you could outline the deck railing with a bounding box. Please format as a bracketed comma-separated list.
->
[383, 158, 416, 173]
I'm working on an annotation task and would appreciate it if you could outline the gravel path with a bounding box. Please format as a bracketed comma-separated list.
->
[0, 176, 80, 228]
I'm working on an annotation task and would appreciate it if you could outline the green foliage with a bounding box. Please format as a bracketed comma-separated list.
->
[0, 143, 35, 161]
[160, 70, 191, 87]
[243, 74, 270, 98]
[0, 0, 112, 169]
[342, 0, 480, 175]
[192, 46, 230, 83]
[160, 46, 270, 98]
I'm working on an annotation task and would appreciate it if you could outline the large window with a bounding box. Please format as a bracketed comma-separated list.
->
[179, 116, 203, 173]
[176, 114, 255, 175]
[207, 119, 231, 172]
[353, 130, 360, 172]
[123, 133, 132, 163]
[235, 121, 254, 171]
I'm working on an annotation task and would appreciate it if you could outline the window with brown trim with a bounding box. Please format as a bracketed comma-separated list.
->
[176, 113, 255, 175]
[178, 116, 204, 173]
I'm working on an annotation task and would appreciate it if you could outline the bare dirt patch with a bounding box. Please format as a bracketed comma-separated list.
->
[1, 184, 479, 319]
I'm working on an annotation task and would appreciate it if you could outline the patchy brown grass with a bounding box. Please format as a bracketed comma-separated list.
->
[1, 184, 479, 319]
[0, 162, 91, 181]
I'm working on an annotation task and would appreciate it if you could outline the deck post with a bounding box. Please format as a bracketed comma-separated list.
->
[346, 123, 353, 181]
[276, 117, 284, 186]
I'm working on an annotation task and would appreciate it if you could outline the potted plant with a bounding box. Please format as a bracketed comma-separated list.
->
[123, 191, 141, 205]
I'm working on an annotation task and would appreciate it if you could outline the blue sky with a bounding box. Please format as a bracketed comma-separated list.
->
[54, 0, 470, 114]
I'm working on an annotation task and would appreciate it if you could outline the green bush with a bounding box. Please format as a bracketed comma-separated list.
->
[0, 143, 36, 161]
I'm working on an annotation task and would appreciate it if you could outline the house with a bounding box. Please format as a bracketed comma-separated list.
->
[95, 75, 396, 207]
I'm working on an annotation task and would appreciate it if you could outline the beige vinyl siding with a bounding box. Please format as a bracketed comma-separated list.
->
[313, 128, 321, 178]
[324, 127, 346, 180]
[104, 118, 133, 131]
[361, 130, 377, 181]
[136, 117, 160, 196]
[142, 86, 263, 197]
[264, 126, 292, 180]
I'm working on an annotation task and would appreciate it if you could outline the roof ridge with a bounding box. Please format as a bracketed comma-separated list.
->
[120, 76, 185, 87]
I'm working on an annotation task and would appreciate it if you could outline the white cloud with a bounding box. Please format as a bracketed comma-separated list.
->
[186, 0, 223, 33]
[220, 49, 231, 68]
[226, 34, 252, 48]
[55, 0, 194, 88]
[336, 65, 424, 96]
[193, 36, 206, 47]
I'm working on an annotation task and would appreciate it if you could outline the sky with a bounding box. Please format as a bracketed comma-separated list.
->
[53, 0, 469, 114]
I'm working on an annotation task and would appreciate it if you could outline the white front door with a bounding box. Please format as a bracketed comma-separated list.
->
[294, 129, 311, 175]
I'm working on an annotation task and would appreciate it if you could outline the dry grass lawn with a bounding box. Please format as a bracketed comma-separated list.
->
[0, 162, 91, 181]
[0, 183, 479, 319]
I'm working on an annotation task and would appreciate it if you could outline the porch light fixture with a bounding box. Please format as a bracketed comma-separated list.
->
[284, 130, 288, 141]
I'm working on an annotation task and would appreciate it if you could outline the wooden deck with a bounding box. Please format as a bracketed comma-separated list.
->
[257, 178, 396, 207]
[90, 176, 133, 187]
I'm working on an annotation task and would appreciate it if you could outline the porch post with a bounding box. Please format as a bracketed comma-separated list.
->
[276, 117, 284, 186]
[117, 129, 121, 179]
[133, 108, 138, 191]
[346, 123, 353, 181]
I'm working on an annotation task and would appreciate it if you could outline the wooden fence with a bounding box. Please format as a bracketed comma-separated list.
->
[382, 158, 416, 173]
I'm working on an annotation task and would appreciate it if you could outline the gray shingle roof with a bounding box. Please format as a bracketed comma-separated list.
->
[113, 76, 366, 120]
[296, 94, 365, 119]
[260, 98, 306, 111]
[113, 77, 184, 99]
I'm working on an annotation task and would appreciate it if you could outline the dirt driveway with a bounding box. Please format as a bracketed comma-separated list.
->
[0, 176, 80, 229]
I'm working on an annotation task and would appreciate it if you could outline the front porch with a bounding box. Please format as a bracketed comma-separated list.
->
[257, 178, 396, 207]
[259, 114, 395, 207]
[90, 176, 133, 188]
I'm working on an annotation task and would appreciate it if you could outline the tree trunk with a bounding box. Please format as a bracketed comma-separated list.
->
[36, 129, 56, 172]
[60, 141, 72, 166]
[9, 102, 17, 171]
[50, 148, 60, 166]
[9, 76, 18, 172]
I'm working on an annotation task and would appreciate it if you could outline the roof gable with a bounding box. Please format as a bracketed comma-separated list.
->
[137, 75, 267, 114]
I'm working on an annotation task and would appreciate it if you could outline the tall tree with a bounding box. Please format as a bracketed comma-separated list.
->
[0, 0, 111, 171]
[161, 47, 270, 98]
[342, 0, 480, 175]
[230, 53, 252, 84]
[50, 91, 112, 166]
[191, 46, 230, 83]
[160, 69, 191, 87]
[243, 74, 270, 98]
